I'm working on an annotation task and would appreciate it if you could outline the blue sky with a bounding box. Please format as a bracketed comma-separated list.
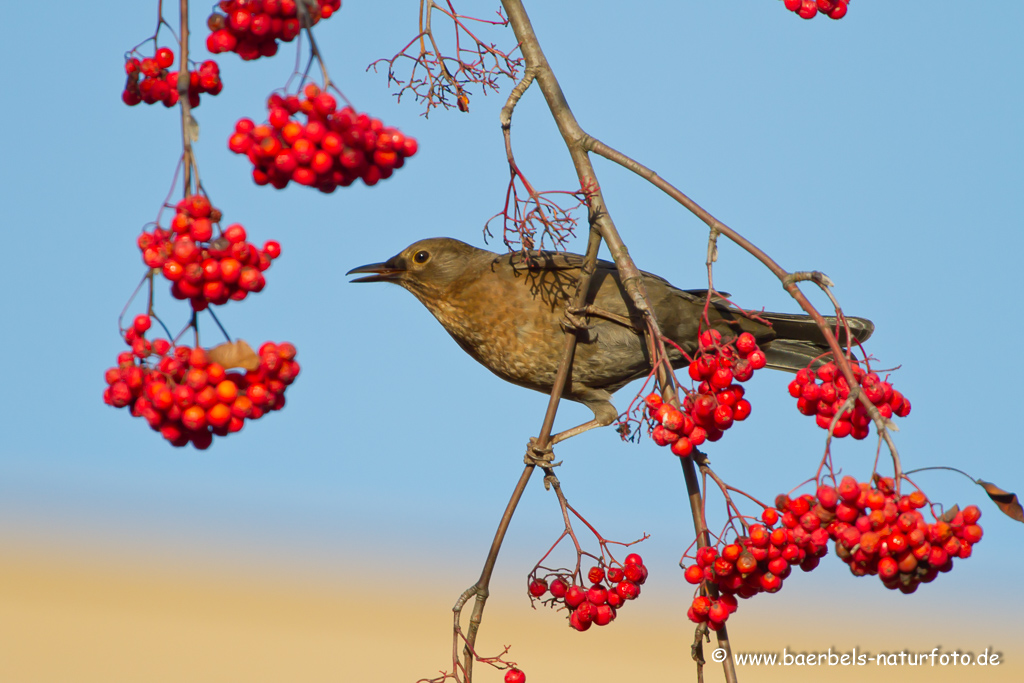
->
[1, 0, 1022, 653]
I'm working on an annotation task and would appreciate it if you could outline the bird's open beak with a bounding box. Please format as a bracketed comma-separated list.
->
[346, 259, 404, 283]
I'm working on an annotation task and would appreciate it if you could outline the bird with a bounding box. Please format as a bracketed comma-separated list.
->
[347, 237, 873, 445]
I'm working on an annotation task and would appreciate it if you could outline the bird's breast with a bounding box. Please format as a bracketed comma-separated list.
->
[417, 280, 564, 393]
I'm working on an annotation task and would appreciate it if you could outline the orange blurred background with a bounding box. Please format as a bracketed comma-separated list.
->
[2, 535, 1018, 683]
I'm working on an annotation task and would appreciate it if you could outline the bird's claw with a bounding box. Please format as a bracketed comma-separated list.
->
[525, 437, 557, 467]
[560, 307, 591, 332]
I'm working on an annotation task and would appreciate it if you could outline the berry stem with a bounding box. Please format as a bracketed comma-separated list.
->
[902, 466, 979, 484]
[177, 0, 196, 197]
[679, 455, 739, 683]
[297, 0, 334, 92]
[701, 461, 772, 523]
[458, 463, 535, 682]
[205, 306, 232, 343]
[118, 272, 151, 335]
[552, 478, 587, 579]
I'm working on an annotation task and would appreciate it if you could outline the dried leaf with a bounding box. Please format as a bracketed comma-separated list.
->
[939, 505, 960, 523]
[207, 339, 259, 371]
[977, 480, 1024, 523]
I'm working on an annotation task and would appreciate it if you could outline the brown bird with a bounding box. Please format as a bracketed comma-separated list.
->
[348, 238, 872, 444]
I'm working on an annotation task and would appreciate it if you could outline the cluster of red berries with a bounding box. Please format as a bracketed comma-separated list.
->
[528, 554, 648, 632]
[123, 48, 222, 107]
[137, 196, 280, 311]
[788, 361, 911, 439]
[783, 0, 849, 19]
[103, 317, 299, 449]
[682, 501, 829, 629]
[229, 85, 418, 192]
[813, 476, 982, 593]
[645, 331, 766, 457]
[681, 477, 983, 624]
[207, 0, 341, 61]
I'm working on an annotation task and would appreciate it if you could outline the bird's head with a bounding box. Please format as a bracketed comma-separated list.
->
[347, 237, 487, 298]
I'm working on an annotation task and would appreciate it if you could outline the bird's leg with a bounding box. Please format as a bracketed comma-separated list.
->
[549, 398, 619, 446]
[525, 398, 618, 463]
[549, 417, 607, 445]
[565, 305, 643, 332]
[524, 420, 601, 467]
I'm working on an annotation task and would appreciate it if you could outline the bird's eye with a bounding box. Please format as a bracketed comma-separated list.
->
[414, 250, 430, 263]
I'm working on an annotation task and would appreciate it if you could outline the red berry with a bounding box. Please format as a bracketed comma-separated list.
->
[736, 332, 757, 355]
[615, 580, 639, 600]
[797, 0, 818, 18]
[760, 572, 782, 592]
[593, 603, 615, 626]
[699, 329, 722, 348]
[837, 476, 860, 503]
[708, 600, 729, 623]
[263, 240, 282, 259]
[314, 92, 338, 115]
[788, 379, 804, 398]
[569, 609, 591, 632]
[670, 436, 694, 457]
[586, 584, 608, 605]
[816, 485, 838, 510]
[684, 565, 703, 584]
[191, 218, 213, 242]
[962, 505, 982, 525]
[624, 563, 644, 582]
[713, 404, 734, 429]
[710, 367, 733, 389]
[224, 224, 247, 244]
[624, 553, 643, 566]
[133, 314, 152, 335]
[155, 47, 175, 69]
[962, 524, 983, 544]
[564, 584, 586, 608]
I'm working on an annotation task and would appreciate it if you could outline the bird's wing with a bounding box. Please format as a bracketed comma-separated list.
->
[509, 250, 617, 273]
[510, 250, 684, 287]
[681, 289, 732, 299]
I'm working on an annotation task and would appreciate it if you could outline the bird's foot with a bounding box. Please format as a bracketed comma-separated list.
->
[566, 304, 641, 332]
[524, 437, 560, 468]
[560, 308, 592, 332]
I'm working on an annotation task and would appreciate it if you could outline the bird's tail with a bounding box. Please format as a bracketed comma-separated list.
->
[760, 313, 873, 373]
